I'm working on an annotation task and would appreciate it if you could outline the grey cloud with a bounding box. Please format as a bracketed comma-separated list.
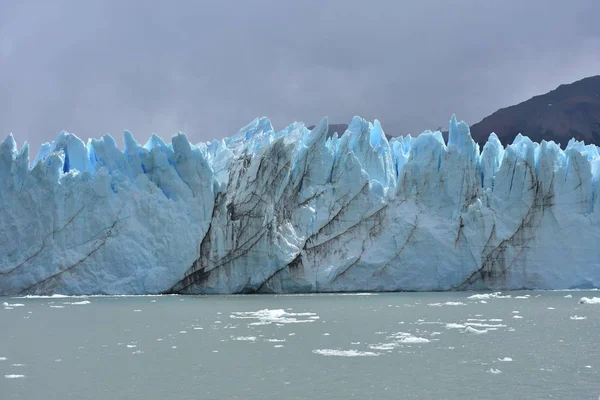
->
[1, 0, 599, 154]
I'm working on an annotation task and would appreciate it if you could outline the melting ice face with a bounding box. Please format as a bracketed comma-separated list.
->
[1, 114, 600, 295]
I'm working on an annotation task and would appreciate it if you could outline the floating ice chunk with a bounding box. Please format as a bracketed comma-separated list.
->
[179, 331, 187, 334]
[512, 315, 523, 319]
[465, 322, 506, 328]
[126, 344, 136, 348]
[49, 305, 64, 308]
[512, 311, 520, 314]
[463, 326, 488, 334]
[0, 357, 6, 361]
[570, 315, 587, 320]
[266, 339, 285, 343]
[467, 292, 511, 300]
[231, 309, 317, 325]
[488, 368, 502, 374]
[312, 349, 380, 357]
[2, 302, 24, 307]
[63, 300, 91, 305]
[233, 336, 257, 342]
[322, 333, 330, 336]
[5, 374, 25, 379]
[428, 301, 466, 306]
[445, 323, 466, 329]
[547, 307, 555, 310]
[498, 357, 513, 362]
[274, 345, 284, 348]
[400, 336, 430, 344]
[578, 297, 600, 304]
[564, 294, 572, 298]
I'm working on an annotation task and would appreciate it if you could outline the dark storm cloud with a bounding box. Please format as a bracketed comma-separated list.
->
[1, 0, 599, 154]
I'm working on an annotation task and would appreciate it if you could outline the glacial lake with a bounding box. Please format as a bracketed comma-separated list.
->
[1, 292, 599, 399]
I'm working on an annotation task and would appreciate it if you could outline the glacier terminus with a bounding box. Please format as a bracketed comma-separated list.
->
[1, 115, 599, 295]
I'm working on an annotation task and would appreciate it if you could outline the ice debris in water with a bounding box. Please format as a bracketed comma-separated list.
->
[312, 349, 380, 357]
[2, 302, 24, 307]
[488, 368, 502, 374]
[498, 357, 513, 362]
[463, 326, 488, 334]
[467, 293, 511, 300]
[578, 297, 600, 304]
[230, 309, 317, 325]
[570, 315, 587, 320]
[5, 374, 25, 379]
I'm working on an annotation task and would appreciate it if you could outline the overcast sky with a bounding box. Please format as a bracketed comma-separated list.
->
[1, 0, 599, 152]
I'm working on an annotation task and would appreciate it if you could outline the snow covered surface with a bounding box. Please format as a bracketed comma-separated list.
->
[1, 115, 600, 295]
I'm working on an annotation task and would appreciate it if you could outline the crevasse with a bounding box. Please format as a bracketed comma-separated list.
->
[1, 115, 599, 295]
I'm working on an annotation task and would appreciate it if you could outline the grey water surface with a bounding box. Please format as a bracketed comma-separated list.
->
[1, 291, 599, 400]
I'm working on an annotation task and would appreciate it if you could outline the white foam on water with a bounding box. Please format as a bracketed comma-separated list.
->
[132, 350, 144, 355]
[274, 345, 284, 348]
[547, 307, 555, 310]
[514, 295, 530, 299]
[55, 359, 62, 362]
[313, 349, 380, 357]
[0, 357, 6, 361]
[179, 331, 187, 334]
[133, 309, 142, 312]
[498, 357, 513, 362]
[11, 364, 25, 367]
[49, 306, 64, 309]
[63, 301, 91, 305]
[570, 315, 587, 320]
[266, 339, 285, 343]
[5, 374, 25, 379]
[579, 297, 600, 304]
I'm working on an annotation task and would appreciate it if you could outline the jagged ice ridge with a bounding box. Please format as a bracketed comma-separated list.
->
[1, 115, 599, 295]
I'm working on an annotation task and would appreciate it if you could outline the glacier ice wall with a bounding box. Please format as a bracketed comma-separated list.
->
[1, 115, 599, 295]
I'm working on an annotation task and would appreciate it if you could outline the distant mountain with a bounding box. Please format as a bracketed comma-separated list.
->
[469, 76, 600, 146]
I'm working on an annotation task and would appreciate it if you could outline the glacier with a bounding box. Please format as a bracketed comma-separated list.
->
[1, 115, 599, 295]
